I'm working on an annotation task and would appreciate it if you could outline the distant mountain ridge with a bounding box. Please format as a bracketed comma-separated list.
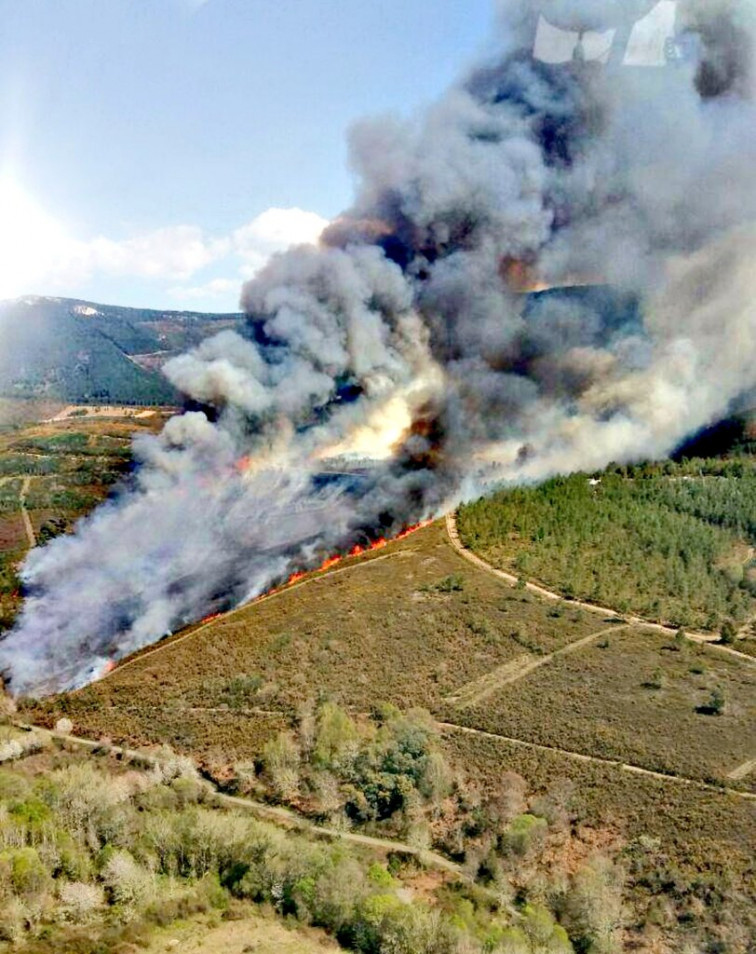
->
[0, 296, 244, 405]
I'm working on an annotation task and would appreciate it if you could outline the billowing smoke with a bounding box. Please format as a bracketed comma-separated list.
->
[2, 0, 755, 694]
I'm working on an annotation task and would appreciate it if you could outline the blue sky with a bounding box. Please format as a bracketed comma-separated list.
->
[0, 0, 494, 310]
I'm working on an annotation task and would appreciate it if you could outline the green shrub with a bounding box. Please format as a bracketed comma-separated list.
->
[500, 814, 547, 857]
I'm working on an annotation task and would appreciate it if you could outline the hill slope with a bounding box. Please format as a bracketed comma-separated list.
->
[0, 296, 244, 404]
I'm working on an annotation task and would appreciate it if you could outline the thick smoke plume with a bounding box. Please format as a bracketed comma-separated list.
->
[2, 0, 755, 694]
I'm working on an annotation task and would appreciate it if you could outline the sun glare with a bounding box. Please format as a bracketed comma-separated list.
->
[0, 176, 70, 299]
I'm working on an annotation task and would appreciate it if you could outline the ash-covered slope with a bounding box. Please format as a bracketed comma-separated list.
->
[0, 296, 244, 405]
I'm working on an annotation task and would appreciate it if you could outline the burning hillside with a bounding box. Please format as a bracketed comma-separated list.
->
[1, 0, 755, 695]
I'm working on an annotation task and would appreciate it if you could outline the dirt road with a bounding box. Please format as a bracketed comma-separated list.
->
[446, 624, 631, 708]
[438, 722, 756, 801]
[19, 476, 35, 549]
[445, 513, 756, 667]
[13, 721, 463, 878]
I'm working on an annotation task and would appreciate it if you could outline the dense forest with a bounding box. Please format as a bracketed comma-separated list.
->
[458, 458, 756, 630]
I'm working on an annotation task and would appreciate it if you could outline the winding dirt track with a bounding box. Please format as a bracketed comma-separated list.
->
[19, 476, 36, 549]
[445, 513, 756, 667]
[100, 514, 755, 684]
[12, 722, 463, 878]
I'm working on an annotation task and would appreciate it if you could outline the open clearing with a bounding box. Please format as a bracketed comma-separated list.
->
[142, 911, 340, 954]
[43, 403, 169, 422]
[452, 625, 756, 790]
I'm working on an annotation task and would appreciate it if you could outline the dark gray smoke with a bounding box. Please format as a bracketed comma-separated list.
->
[2, 0, 755, 694]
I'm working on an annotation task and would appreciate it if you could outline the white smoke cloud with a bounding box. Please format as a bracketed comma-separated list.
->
[1, 0, 755, 696]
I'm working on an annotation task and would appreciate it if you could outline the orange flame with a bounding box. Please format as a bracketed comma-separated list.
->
[252, 520, 433, 605]
[288, 521, 432, 588]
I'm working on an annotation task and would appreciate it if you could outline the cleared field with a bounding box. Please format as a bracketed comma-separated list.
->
[452, 627, 756, 790]
[27, 523, 603, 765]
[141, 911, 341, 954]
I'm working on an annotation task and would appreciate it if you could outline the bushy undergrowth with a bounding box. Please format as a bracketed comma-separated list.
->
[0, 724, 640, 954]
[241, 704, 453, 841]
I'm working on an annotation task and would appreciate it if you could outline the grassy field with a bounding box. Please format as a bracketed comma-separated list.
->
[451, 627, 756, 790]
[458, 465, 756, 630]
[139, 910, 341, 954]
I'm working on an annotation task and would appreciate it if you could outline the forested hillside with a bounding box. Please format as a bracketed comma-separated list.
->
[0, 297, 243, 405]
[458, 458, 756, 630]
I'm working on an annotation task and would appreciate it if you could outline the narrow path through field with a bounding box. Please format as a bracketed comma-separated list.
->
[0, 474, 35, 547]
[445, 513, 756, 667]
[12, 722, 464, 878]
[727, 758, 756, 781]
[19, 476, 35, 548]
[438, 722, 756, 801]
[446, 624, 631, 708]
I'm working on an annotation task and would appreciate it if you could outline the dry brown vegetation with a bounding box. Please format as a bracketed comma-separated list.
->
[28, 524, 600, 759]
[10, 458, 756, 952]
[440, 729, 756, 942]
[24, 526, 755, 885]
[451, 627, 756, 791]
[139, 908, 342, 954]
